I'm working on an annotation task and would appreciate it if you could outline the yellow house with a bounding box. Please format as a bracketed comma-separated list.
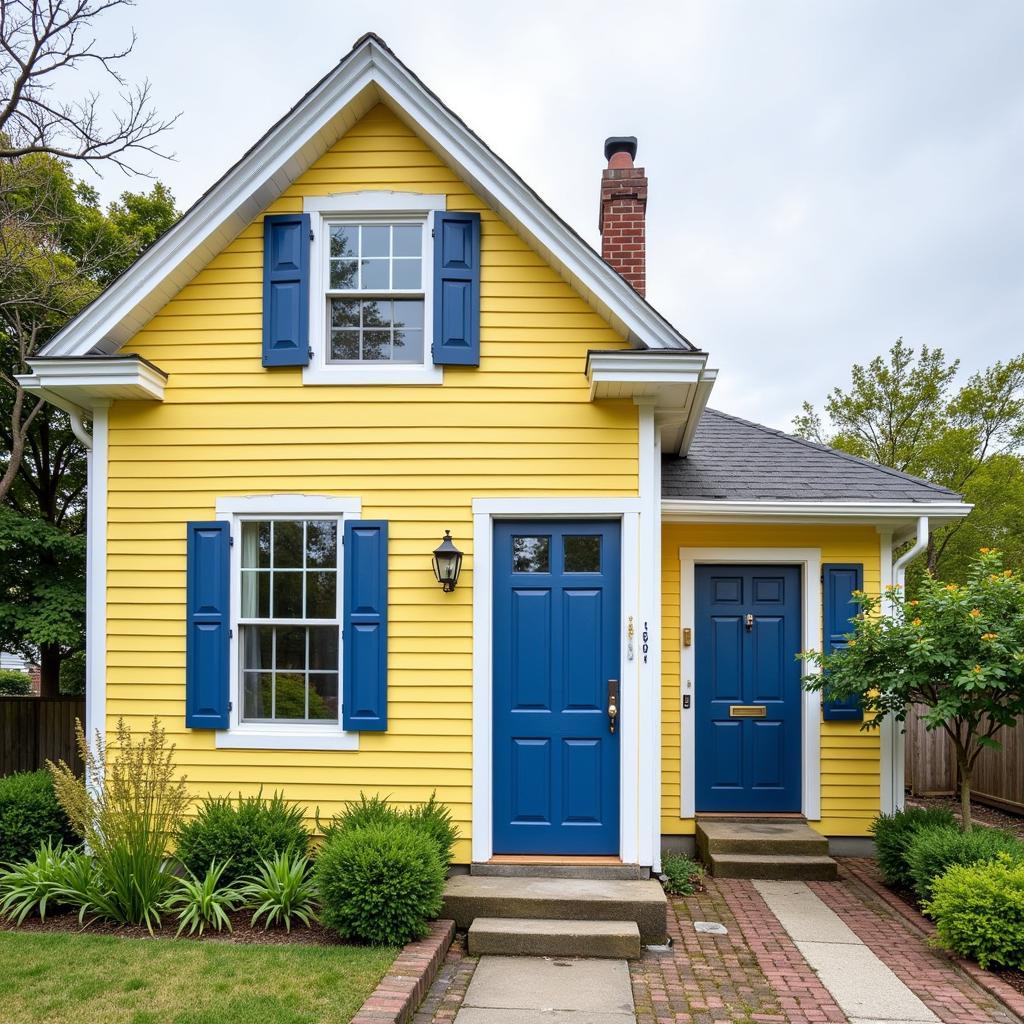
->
[19, 36, 969, 872]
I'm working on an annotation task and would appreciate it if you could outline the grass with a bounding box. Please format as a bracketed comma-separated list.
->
[0, 931, 397, 1024]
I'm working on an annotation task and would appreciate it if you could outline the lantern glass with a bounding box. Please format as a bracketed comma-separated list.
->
[432, 530, 463, 592]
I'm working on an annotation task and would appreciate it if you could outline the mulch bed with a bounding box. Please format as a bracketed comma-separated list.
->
[2, 907, 367, 946]
[907, 793, 1024, 839]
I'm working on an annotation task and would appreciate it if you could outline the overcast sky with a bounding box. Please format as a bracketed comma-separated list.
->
[77, 0, 1023, 430]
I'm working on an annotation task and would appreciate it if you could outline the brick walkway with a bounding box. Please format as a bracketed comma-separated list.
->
[414, 868, 1022, 1024]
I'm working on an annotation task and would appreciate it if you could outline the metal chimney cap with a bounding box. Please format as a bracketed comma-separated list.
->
[604, 136, 638, 162]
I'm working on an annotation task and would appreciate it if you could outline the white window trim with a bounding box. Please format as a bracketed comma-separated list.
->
[678, 547, 823, 822]
[302, 192, 446, 386]
[214, 494, 362, 750]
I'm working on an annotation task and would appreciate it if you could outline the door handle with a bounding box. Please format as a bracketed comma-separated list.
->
[607, 679, 619, 734]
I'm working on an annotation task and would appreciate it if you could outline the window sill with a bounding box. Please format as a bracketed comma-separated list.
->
[301, 363, 443, 386]
[215, 725, 360, 751]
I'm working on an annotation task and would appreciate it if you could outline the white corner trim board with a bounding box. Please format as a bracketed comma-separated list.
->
[214, 493, 362, 751]
[470, 496, 649, 865]
[85, 408, 109, 750]
[678, 547, 823, 821]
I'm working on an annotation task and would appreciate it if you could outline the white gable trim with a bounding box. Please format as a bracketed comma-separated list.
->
[41, 36, 695, 359]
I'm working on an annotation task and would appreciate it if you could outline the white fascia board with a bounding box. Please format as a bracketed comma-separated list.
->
[17, 357, 166, 411]
[41, 37, 695, 359]
[587, 351, 709, 392]
[661, 498, 973, 524]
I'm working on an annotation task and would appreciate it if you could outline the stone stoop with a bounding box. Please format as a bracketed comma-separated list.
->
[441, 874, 667, 957]
[696, 818, 839, 881]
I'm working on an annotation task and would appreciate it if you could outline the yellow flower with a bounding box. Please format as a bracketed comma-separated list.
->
[973, 665, 983, 674]
[908, 600, 919, 606]
[848, 639, 857, 647]
[981, 633, 998, 641]
[969, 608, 982, 618]
[945, 584, 959, 592]
[980, 547, 992, 554]
[1005, 570, 1014, 578]
[912, 618, 922, 626]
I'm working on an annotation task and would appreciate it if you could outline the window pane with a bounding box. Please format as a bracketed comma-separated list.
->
[564, 535, 601, 573]
[274, 673, 307, 719]
[362, 330, 390, 360]
[330, 299, 359, 328]
[240, 625, 273, 671]
[513, 536, 550, 573]
[273, 521, 303, 568]
[392, 258, 421, 289]
[275, 626, 306, 670]
[392, 224, 421, 257]
[306, 571, 337, 618]
[273, 571, 303, 618]
[241, 521, 271, 568]
[362, 299, 390, 327]
[393, 299, 424, 330]
[361, 224, 389, 257]
[331, 330, 359, 360]
[330, 260, 358, 289]
[243, 673, 273, 719]
[330, 225, 357, 258]
[241, 570, 270, 618]
[309, 673, 338, 720]
[392, 328, 422, 362]
[360, 258, 388, 290]
[306, 520, 337, 568]
[308, 626, 339, 670]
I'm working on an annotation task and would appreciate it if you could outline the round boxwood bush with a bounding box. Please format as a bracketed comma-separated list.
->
[315, 819, 444, 945]
[0, 670, 32, 696]
[175, 790, 310, 885]
[907, 824, 1024, 903]
[0, 770, 76, 865]
[925, 856, 1024, 969]
[870, 807, 956, 889]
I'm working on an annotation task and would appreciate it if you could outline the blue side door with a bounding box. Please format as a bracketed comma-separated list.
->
[492, 521, 621, 854]
[695, 565, 802, 813]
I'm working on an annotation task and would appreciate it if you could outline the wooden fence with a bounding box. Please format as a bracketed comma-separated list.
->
[905, 705, 1024, 813]
[0, 697, 84, 777]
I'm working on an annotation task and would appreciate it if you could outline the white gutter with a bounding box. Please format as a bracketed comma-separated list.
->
[661, 499, 971, 524]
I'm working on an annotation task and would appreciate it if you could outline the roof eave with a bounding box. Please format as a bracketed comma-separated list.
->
[660, 497, 973, 527]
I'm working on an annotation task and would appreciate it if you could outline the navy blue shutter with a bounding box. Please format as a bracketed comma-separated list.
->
[822, 563, 864, 722]
[432, 211, 480, 366]
[185, 522, 231, 728]
[262, 213, 311, 367]
[343, 521, 388, 731]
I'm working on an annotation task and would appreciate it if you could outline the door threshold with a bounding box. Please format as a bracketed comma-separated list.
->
[697, 812, 806, 820]
[488, 855, 625, 865]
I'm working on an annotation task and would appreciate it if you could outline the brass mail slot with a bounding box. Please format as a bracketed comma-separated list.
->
[729, 705, 767, 718]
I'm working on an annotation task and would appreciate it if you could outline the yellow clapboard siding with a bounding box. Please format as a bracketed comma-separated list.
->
[106, 102, 635, 847]
[659, 523, 883, 837]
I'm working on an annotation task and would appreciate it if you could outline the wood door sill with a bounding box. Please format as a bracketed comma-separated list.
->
[696, 812, 806, 820]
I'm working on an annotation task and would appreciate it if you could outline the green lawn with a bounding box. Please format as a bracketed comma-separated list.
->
[0, 931, 396, 1024]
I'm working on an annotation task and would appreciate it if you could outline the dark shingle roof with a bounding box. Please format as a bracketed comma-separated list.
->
[662, 409, 960, 502]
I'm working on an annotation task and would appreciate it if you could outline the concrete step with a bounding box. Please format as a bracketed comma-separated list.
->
[442, 875, 668, 944]
[707, 852, 839, 881]
[471, 862, 649, 880]
[468, 917, 641, 959]
[696, 819, 829, 859]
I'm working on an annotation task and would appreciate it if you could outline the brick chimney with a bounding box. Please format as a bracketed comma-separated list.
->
[598, 136, 647, 296]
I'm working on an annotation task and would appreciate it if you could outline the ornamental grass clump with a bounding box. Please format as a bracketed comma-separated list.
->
[165, 861, 244, 937]
[0, 840, 80, 923]
[47, 716, 190, 933]
[240, 848, 317, 932]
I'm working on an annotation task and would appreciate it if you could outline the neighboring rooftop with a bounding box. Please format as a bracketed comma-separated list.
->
[662, 409, 961, 502]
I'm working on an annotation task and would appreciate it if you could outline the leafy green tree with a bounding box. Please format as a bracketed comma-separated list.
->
[795, 339, 1024, 576]
[802, 549, 1024, 830]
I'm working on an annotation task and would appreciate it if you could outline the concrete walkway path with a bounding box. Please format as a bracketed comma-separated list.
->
[453, 954, 635, 1023]
[754, 879, 939, 1024]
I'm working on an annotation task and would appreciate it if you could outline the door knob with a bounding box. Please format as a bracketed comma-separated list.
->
[607, 679, 619, 734]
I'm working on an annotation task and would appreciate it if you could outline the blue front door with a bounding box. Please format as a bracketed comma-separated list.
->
[492, 521, 621, 854]
[695, 565, 802, 813]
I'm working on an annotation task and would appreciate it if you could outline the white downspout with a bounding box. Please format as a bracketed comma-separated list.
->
[888, 515, 929, 811]
[68, 409, 93, 451]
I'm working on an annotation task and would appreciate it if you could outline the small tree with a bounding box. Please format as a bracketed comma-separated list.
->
[803, 549, 1024, 830]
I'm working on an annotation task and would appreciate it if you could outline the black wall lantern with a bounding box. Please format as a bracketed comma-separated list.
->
[432, 530, 463, 592]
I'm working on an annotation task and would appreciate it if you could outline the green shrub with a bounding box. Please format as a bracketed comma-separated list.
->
[59, 652, 86, 696]
[176, 790, 310, 885]
[662, 852, 704, 896]
[0, 770, 76, 864]
[322, 792, 458, 868]
[49, 717, 191, 933]
[240, 849, 317, 932]
[315, 820, 444, 945]
[870, 807, 956, 889]
[907, 825, 1024, 903]
[0, 841, 76, 923]
[0, 669, 31, 695]
[925, 855, 1024, 968]
[165, 861, 243, 937]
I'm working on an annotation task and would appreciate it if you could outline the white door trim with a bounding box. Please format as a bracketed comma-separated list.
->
[471, 497, 647, 865]
[679, 547, 822, 820]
